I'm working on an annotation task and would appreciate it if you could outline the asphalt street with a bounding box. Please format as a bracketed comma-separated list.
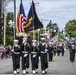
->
[0, 50, 76, 75]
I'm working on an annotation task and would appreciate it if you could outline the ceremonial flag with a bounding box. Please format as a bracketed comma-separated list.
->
[16, 0, 26, 33]
[58, 33, 66, 42]
[23, 0, 44, 32]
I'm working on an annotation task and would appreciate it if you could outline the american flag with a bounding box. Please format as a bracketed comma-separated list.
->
[16, 0, 26, 33]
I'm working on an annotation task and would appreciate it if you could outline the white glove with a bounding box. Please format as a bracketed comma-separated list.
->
[24, 54, 28, 57]
[11, 49, 14, 52]
[45, 49, 48, 52]
[52, 51, 53, 53]
[33, 55, 36, 58]
[32, 43, 36, 47]
[39, 56, 40, 59]
[23, 40, 25, 43]
[24, 43, 27, 45]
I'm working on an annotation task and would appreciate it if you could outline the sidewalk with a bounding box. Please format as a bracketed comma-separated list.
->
[0, 57, 13, 74]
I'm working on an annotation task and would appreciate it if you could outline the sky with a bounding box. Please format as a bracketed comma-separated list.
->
[6, 0, 76, 30]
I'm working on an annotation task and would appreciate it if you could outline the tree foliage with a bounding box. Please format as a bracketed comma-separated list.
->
[46, 20, 59, 32]
[6, 12, 14, 45]
[65, 20, 76, 37]
[0, 0, 4, 44]
[6, 12, 13, 27]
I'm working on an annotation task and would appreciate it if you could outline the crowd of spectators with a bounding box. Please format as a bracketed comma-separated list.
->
[0, 44, 12, 59]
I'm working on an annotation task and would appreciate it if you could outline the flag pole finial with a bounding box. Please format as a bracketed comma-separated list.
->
[21, 0, 22, 3]
[32, 0, 34, 2]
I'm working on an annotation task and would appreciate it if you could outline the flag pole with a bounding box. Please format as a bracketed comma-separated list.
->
[14, 0, 16, 40]
[24, 33, 26, 54]
[3, 0, 6, 46]
[33, 27, 35, 40]
[38, 29, 40, 45]
[33, 27, 35, 52]
[23, 32, 27, 53]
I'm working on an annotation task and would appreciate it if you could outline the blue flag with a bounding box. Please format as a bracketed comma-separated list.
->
[23, 0, 44, 32]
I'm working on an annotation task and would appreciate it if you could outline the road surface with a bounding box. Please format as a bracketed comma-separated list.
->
[0, 50, 76, 75]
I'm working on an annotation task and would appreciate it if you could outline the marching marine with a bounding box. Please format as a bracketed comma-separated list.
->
[57, 43, 61, 56]
[61, 43, 65, 56]
[48, 42, 54, 62]
[31, 40, 39, 74]
[39, 38, 49, 74]
[20, 38, 31, 74]
[12, 40, 21, 75]
[69, 44, 76, 62]
[53, 43, 57, 56]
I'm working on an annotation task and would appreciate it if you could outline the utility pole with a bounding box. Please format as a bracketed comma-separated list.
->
[41, 19, 49, 33]
[3, 0, 6, 46]
[50, 20, 52, 38]
[14, 0, 16, 40]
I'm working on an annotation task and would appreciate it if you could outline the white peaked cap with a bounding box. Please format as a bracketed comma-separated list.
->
[23, 38, 27, 43]
[44, 33, 48, 36]
[23, 38, 27, 40]
[14, 39, 19, 42]
[32, 40, 37, 42]
[71, 45, 74, 47]
[59, 43, 62, 46]
[41, 37, 45, 40]
[49, 42, 52, 44]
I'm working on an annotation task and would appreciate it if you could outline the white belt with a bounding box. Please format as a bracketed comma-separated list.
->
[41, 51, 47, 53]
[13, 52, 20, 54]
[31, 52, 37, 54]
[22, 51, 28, 54]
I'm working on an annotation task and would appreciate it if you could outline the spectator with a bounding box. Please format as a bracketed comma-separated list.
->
[0, 45, 4, 59]
[7, 45, 12, 57]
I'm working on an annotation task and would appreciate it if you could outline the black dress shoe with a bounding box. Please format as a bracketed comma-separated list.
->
[36, 71, 38, 74]
[26, 71, 28, 74]
[42, 73, 45, 75]
[23, 74, 25, 75]
[17, 72, 19, 74]
[45, 71, 47, 74]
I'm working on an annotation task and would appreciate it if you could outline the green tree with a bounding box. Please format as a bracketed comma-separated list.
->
[65, 20, 76, 37]
[46, 20, 59, 32]
[0, 0, 4, 44]
[6, 12, 14, 45]
[6, 12, 13, 27]
[46, 20, 59, 37]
